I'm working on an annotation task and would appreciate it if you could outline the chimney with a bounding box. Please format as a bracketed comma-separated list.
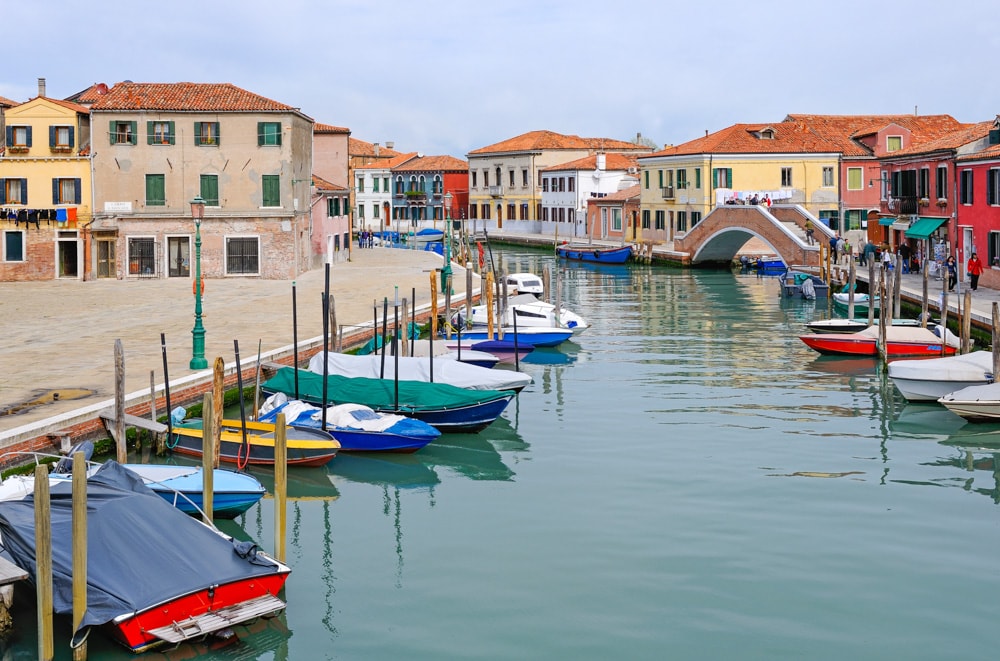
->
[374, 143, 380, 156]
[37, 77, 46, 98]
[385, 141, 394, 149]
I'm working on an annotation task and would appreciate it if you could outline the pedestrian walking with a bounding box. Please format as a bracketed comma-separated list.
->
[829, 233, 840, 261]
[967, 252, 984, 291]
[804, 220, 815, 245]
[946, 256, 958, 291]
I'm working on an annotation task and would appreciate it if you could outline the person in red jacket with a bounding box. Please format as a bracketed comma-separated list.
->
[967, 252, 984, 291]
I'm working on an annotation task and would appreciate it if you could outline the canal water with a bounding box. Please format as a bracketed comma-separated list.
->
[8, 246, 1000, 660]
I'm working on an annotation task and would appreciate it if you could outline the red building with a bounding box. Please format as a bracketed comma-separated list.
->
[954, 120, 1000, 287]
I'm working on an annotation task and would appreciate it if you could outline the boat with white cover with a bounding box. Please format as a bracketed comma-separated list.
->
[888, 350, 995, 402]
[457, 294, 589, 334]
[939, 382, 1000, 421]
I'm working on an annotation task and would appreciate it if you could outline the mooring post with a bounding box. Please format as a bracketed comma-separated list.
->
[274, 413, 288, 563]
[201, 392, 215, 523]
[72, 451, 87, 661]
[114, 340, 126, 463]
[35, 465, 53, 660]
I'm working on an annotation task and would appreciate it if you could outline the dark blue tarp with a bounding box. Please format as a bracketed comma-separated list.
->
[0, 462, 281, 638]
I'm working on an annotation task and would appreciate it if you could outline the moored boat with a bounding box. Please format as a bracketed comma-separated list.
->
[456, 293, 589, 335]
[939, 382, 1000, 422]
[805, 317, 923, 334]
[799, 325, 960, 357]
[168, 417, 340, 466]
[555, 243, 632, 263]
[505, 272, 544, 296]
[780, 270, 829, 299]
[888, 350, 995, 402]
[458, 325, 572, 347]
[441, 338, 535, 364]
[308, 351, 532, 392]
[832, 292, 880, 314]
[0, 461, 290, 652]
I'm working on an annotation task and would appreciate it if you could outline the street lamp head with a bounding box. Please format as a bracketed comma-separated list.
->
[190, 196, 206, 223]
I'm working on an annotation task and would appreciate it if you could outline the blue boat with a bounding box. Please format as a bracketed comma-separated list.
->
[121, 464, 266, 519]
[458, 326, 572, 348]
[258, 395, 442, 453]
[556, 243, 632, 263]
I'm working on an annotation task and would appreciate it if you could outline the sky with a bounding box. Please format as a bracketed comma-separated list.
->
[6, 0, 999, 159]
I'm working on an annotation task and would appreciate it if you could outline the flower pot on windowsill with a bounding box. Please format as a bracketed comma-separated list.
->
[936, 199, 948, 208]
[7, 146, 28, 154]
[919, 198, 930, 207]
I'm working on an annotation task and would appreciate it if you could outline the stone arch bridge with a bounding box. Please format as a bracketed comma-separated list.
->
[674, 205, 830, 267]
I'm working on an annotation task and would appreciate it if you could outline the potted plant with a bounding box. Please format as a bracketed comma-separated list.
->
[919, 197, 930, 207]
[936, 199, 948, 207]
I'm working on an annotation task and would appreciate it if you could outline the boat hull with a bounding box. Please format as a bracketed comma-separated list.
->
[459, 328, 571, 347]
[799, 334, 956, 357]
[124, 465, 265, 519]
[891, 377, 990, 402]
[556, 244, 632, 263]
[169, 421, 339, 467]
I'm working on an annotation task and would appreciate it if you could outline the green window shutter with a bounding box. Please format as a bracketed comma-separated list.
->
[145, 174, 165, 206]
[257, 122, 265, 146]
[726, 168, 733, 188]
[167, 121, 175, 145]
[52, 178, 59, 204]
[695, 168, 701, 188]
[275, 125, 282, 146]
[262, 175, 280, 206]
[129, 121, 137, 145]
[5, 127, 12, 146]
[0, 179, 5, 204]
[200, 174, 219, 206]
[108, 121, 116, 144]
[147, 121, 155, 145]
[68, 126, 74, 148]
[194, 122, 202, 145]
[25, 127, 31, 147]
[49, 126, 56, 147]
[213, 123, 220, 146]
[712, 168, 718, 188]
[20, 179, 27, 202]
[73, 179, 81, 204]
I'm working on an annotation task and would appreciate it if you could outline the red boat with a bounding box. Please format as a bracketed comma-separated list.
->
[799, 325, 958, 358]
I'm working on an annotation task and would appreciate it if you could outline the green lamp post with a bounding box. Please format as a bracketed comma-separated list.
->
[440, 192, 453, 293]
[189, 196, 208, 369]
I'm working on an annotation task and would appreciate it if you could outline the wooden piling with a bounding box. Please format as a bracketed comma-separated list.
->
[962, 290, 973, 354]
[35, 465, 53, 660]
[114, 340, 125, 464]
[847, 259, 856, 320]
[274, 413, 288, 564]
[867, 260, 876, 327]
[72, 451, 87, 661]
[992, 304, 999, 380]
[430, 271, 439, 338]
[212, 358, 224, 469]
[201, 392, 215, 522]
[466, 268, 473, 324]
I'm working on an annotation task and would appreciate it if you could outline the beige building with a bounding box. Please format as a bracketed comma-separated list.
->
[466, 130, 651, 232]
[89, 82, 314, 280]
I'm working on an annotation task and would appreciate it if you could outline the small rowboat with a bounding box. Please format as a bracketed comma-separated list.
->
[169, 418, 340, 466]
[555, 243, 632, 263]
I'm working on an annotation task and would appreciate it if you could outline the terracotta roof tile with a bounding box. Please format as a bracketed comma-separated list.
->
[349, 137, 403, 158]
[90, 82, 304, 115]
[890, 121, 993, 157]
[35, 96, 90, 115]
[66, 83, 111, 104]
[312, 174, 348, 191]
[543, 153, 639, 172]
[0, 95, 19, 107]
[591, 184, 641, 202]
[469, 130, 649, 155]
[355, 152, 420, 170]
[314, 123, 350, 134]
[645, 122, 844, 158]
[393, 155, 468, 172]
[785, 113, 965, 156]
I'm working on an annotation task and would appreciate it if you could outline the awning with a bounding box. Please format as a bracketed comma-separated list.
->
[878, 216, 895, 226]
[905, 216, 948, 240]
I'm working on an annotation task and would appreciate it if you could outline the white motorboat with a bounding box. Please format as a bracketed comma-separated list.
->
[805, 318, 923, 334]
[505, 273, 544, 297]
[457, 294, 589, 334]
[308, 350, 533, 392]
[888, 350, 995, 402]
[940, 382, 1000, 422]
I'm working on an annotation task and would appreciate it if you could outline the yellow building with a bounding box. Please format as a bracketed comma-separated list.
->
[638, 123, 841, 243]
[0, 95, 92, 280]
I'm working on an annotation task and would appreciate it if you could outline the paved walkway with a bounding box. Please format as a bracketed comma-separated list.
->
[0, 247, 474, 437]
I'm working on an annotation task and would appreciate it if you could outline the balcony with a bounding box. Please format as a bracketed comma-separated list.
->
[885, 195, 919, 216]
[488, 185, 505, 198]
[661, 186, 674, 200]
[404, 191, 427, 205]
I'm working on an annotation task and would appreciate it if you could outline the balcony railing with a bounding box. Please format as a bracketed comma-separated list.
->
[404, 191, 427, 202]
[886, 195, 919, 216]
[661, 186, 674, 200]
[488, 185, 505, 197]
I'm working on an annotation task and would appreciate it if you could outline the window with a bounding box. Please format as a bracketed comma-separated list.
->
[507, 203, 515, 220]
[990, 231, 1000, 268]
[960, 170, 974, 205]
[356, 177, 364, 193]
[483, 170, 489, 187]
[847, 167, 863, 191]
[677, 169, 688, 189]
[695, 168, 702, 189]
[200, 174, 219, 207]
[327, 197, 341, 216]
[471, 171, 477, 188]
[167, 236, 190, 278]
[781, 167, 793, 187]
[568, 178, 574, 192]
[50, 125, 74, 150]
[509, 170, 515, 186]
[612, 209, 622, 231]
[654, 210, 664, 230]
[6, 125, 31, 148]
[919, 168, 930, 199]
[372, 177, 379, 193]
[469, 204, 477, 219]
[383, 176, 389, 192]
[0, 178, 27, 204]
[542, 178, 549, 193]
[51, 178, 81, 204]
[691, 211, 702, 226]
[677, 211, 687, 232]
[642, 209, 650, 229]
[937, 166, 948, 200]
[542, 207, 549, 222]
[522, 169, 528, 186]
[712, 168, 732, 188]
[886, 136, 902, 152]
[822, 167, 834, 187]
[988, 169, 1000, 206]
[520, 203, 528, 220]
[257, 122, 282, 146]
[262, 175, 280, 207]
[395, 177, 404, 195]
[194, 122, 219, 146]
[3, 230, 24, 262]
[373, 204, 380, 219]
[226, 237, 260, 275]
[357, 204, 364, 218]
[110, 121, 137, 145]
[482, 203, 490, 220]
[147, 121, 175, 145]
[658, 170, 663, 188]
[127, 237, 156, 276]
[144, 174, 165, 206]
[644, 171, 649, 189]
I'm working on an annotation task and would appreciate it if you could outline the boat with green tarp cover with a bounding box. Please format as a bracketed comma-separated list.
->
[261, 367, 515, 433]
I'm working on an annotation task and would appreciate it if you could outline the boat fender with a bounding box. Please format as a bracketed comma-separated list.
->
[593, 251, 600, 259]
